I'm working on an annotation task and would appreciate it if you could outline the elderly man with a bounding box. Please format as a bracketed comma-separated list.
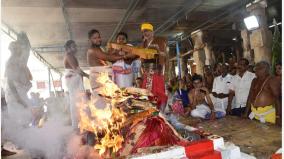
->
[4, 32, 32, 126]
[244, 61, 281, 126]
[64, 40, 89, 129]
[141, 22, 167, 72]
[140, 23, 168, 111]
[211, 63, 233, 118]
[227, 58, 255, 116]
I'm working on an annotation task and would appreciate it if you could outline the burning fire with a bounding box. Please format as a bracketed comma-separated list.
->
[78, 72, 127, 156]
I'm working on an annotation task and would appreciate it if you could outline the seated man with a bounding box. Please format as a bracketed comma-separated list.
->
[187, 74, 215, 119]
[244, 61, 281, 126]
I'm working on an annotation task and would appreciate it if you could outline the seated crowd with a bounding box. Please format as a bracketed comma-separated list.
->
[156, 58, 282, 126]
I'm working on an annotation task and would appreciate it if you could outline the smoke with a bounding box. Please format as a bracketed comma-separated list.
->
[65, 134, 102, 159]
[2, 97, 74, 159]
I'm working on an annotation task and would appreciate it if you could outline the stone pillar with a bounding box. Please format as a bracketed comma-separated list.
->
[204, 43, 213, 66]
[241, 29, 252, 62]
[247, 0, 272, 64]
[191, 30, 206, 75]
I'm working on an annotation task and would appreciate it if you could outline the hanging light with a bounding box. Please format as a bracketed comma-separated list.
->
[244, 15, 259, 30]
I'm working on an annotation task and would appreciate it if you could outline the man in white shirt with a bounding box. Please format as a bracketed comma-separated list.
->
[227, 58, 255, 116]
[112, 32, 137, 88]
[211, 63, 233, 118]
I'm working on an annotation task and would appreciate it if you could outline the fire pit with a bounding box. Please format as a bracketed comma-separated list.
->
[77, 72, 188, 158]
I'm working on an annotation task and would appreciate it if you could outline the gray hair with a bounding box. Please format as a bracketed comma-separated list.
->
[256, 61, 271, 73]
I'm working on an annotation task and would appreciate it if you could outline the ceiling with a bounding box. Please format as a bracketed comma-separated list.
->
[2, 0, 281, 71]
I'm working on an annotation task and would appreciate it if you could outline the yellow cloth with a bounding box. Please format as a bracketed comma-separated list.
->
[141, 23, 153, 31]
[251, 105, 275, 124]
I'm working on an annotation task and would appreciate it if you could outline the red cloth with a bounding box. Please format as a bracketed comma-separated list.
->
[184, 140, 214, 157]
[142, 73, 167, 109]
[271, 154, 282, 159]
[131, 116, 188, 153]
[191, 150, 222, 159]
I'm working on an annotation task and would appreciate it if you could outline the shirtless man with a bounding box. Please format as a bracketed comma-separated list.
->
[63, 40, 88, 129]
[244, 61, 281, 126]
[187, 74, 215, 119]
[86, 29, 133, 90]
[87, 29, 124, 67]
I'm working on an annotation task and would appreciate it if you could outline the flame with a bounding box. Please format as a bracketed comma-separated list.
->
[96, 72, 120, 97]
[78, 72, 127, 156]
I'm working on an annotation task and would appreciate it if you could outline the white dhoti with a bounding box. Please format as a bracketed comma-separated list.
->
[191, 104, 211, 119]
[65, 69, 85, 129]
[209, 94, 227, 113]
[89, 66, 112, 109]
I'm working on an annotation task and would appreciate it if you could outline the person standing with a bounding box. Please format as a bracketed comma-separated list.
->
[111, 32, 137, 88]
[140, 23, 168, 111]
[87, 29, 126, 90]
[63, 40, 88, 130]
[244, 61, 281, 126]
[141, 22, 167, 73]
[227, 58, 255, 116]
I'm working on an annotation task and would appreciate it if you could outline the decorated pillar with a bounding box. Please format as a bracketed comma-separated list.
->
[247, 0, 272, 64]
[191, 30, 206, 75]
